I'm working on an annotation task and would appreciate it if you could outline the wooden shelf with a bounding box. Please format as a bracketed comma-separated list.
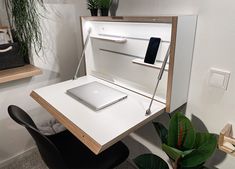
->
[0, 26, 9, 29]
[90, 35, 127, 43]
[132, 58, 169, 71]
[0, 64, 42, 84]
[218, 123, 235, 156]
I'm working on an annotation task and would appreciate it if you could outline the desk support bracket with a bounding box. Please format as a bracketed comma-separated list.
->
[146, 45, 170, 116]
[73, 28, 92, 80]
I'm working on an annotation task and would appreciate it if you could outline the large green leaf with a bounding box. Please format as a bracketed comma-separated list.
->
[162, 144, 194, 161]
[168, 112, 196, 150]
[181, 133, 217, 168]
[153, 122, 168, 144]
[194, 132, 214, 148]
[162, 144, 184, 160]
[182, 165, 207, 169]
[134, 154, 169, 169]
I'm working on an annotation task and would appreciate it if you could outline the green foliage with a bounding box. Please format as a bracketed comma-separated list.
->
[87, 0, 99, 9]
[99, 0, 111, 9]
[134, 112, 217, 169]
[162, 144, 194, 161]
[134, 154, 169, 169]
[168, 112, 196, 150]
[153, 122, 168, 144]
[181, 133, 217, 168]
[5, 0, 45, 57]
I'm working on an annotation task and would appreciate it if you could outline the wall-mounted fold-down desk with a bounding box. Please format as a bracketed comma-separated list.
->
[31, 16, 197, 155]
[31, 75, 165, 154]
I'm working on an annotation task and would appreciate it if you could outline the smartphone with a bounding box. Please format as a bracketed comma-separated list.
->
[144, 37, 161, 64]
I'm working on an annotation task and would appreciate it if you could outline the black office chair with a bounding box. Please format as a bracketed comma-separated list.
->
[8, 105, 129, 169]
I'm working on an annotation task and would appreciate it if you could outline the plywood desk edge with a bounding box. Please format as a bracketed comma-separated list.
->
[100, 107, 165, 152]
[30, 91, 102, 155]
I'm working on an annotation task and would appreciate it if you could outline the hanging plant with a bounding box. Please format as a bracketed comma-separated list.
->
[4, 0, 45, 58]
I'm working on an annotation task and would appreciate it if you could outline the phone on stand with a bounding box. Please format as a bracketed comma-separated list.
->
[144, 37, 161, 64]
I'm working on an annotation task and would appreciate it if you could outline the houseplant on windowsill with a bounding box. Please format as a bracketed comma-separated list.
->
[109, 0, 119, 16]
[99, 0, 111, 16]
[0, 0, 45, 70]
[87, 0, 99, 16]
[134, 112, 217, 169]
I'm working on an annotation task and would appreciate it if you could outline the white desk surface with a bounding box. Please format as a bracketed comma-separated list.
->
[31, 75, 166, 154]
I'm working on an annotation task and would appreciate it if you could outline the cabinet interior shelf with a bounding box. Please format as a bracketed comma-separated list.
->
[90, 35, 127, 43]
[0, 64, 42, 84]
[132, 58, 169, 71]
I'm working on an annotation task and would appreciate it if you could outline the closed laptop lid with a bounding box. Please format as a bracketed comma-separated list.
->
[67, 81, 127, 110]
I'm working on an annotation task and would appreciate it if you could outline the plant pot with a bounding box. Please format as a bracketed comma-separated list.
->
[110, 0, 119, 16]
[100, 8, 109, 16]
[0, 42, 26, 70]
[90, 9, 98, 16]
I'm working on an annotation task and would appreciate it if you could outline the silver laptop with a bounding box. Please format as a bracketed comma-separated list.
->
[67, 81, 127, 111]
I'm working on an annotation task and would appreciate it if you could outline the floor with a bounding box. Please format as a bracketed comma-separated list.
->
[0, 148, 136, 169]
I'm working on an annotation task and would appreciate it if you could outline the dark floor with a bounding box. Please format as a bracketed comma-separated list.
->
[0, 148, 136, 169]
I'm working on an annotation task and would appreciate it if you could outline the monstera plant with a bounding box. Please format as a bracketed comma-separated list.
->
[134, 112, 217, 169]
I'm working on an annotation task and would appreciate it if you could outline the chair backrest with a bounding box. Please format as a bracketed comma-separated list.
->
[8, 105, 38, 129]
[8, 105, 67, 169]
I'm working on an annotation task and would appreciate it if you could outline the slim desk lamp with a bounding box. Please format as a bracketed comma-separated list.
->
[146, 45, 171, 116]
[73, 28, 92, 80]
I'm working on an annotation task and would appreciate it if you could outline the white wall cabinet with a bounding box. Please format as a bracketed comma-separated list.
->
[81, 16, 197, 113]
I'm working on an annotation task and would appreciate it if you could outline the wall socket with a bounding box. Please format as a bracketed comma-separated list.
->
[209, 68, 231, 90]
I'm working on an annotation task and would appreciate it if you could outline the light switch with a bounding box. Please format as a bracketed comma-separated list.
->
[209, 68, 230, 90]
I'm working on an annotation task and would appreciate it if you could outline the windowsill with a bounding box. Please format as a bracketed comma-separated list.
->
[0, 64, 42, 84]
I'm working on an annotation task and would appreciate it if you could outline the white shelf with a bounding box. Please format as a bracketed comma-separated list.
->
[90, 35, 127, 43]
[132, 58, 169, 71]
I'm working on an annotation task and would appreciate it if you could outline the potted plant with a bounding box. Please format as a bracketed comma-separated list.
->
[87, 0, 99, 16]
[99, 0, 111, 16]
[109, 0, 119, 16]
[0, 0, 45, 70]
[134, 112, 217, 169]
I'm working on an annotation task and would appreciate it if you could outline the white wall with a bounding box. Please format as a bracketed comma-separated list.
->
[117, 0, 235, 168]
[0, 0, 88, 165]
